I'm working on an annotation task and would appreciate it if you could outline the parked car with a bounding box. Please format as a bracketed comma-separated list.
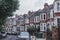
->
[16, 32, 30, 40]
[11, 32, 17, 35]
[1, 32, 7, 38]
[7, 32, 17, 35]
[7, 32, 12, 35]
[0, 32, 2, 39]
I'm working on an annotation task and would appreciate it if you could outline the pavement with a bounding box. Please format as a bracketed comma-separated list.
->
[0, 35, 17, 40]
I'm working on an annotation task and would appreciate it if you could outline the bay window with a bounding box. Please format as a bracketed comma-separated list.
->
[40, 14, 46, 20]
[40, 23, 46, 31]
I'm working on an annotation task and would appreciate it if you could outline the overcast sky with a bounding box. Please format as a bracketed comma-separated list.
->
[14, 0, 54, 15]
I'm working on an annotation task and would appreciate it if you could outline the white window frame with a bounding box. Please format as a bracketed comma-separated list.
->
[50, 9, 54, 18]
[40, 13, 46, 20]
[36, 16, 40, 22]
[40, 23, 46, 31]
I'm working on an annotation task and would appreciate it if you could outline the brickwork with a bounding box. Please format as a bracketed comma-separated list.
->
[58, 27, 60, 40]
[55, 13, 60, 16]
[52, 27, 58, 40]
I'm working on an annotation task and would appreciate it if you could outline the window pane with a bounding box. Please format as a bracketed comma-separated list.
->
[40, 24, 46, 31]
[44, 15, 45, 19]
[57, 3, 60, 11]
[57, 18, 60, 26]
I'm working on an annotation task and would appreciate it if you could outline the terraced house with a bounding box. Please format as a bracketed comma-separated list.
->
[26, 0, 60, 39]
[34, 10, 40, 28]
[28, 11, 35, 27]
[52, 0, 60, 40]
[4, 0, 60, 40]
[24, 3, 53, 40]
[24, 14, 29, 31]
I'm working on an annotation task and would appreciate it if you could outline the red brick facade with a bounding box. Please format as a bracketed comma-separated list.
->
[52, 13, 60, 40]
[55, 13, 60, 16]
[52, 27, 58, 40]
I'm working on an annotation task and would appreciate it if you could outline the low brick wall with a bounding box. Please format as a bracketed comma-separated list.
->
[30, 36, 36, 40]
[52, 27, 58, 40]
[36, 38, 46, 40]
[30, 36, 46, 40]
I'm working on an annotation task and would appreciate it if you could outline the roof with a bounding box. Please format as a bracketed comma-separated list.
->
[28, 11, 36, 19]
[34, 9, 42, 16]
[34, 4, 53, 15]
[48, 4, 53, 10]
[40, 4, 53, 14]
[24, 14, 29, 19]
[28, 4, 53, 18]
[18, 15, 24, 20]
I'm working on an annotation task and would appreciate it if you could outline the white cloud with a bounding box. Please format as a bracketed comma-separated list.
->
[14, 0, 54, 15]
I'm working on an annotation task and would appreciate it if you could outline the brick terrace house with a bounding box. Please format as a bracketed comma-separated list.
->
[17, 15, 25, 31]
[38, 3, 53, 40]
[52, 0, 60, 40]
[26, 3, 54, 40]
[39, 3, 50, 39]
[45, 0, 60, 40]
[34, 9, 41, 28]
[24, 14, 29, 31]
[28, 11, 35, 27]
[4, 17, 17, 34]
[46, 4, 54, 40]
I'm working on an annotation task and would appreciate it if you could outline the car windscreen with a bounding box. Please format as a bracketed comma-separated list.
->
[20, 32, 29, 36]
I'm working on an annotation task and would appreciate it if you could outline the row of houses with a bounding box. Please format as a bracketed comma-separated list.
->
[25, 0, 60, 40]
[4, 0, 60, 40]
[24, 3, 53, 39]
[4, 15, 24, 33]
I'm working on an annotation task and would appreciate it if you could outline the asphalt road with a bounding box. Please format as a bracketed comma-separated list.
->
[0, 35, 17, 40]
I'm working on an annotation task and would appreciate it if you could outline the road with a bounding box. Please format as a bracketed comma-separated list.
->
[0, 35, 46, 40]
[0, 35, 17, 40]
